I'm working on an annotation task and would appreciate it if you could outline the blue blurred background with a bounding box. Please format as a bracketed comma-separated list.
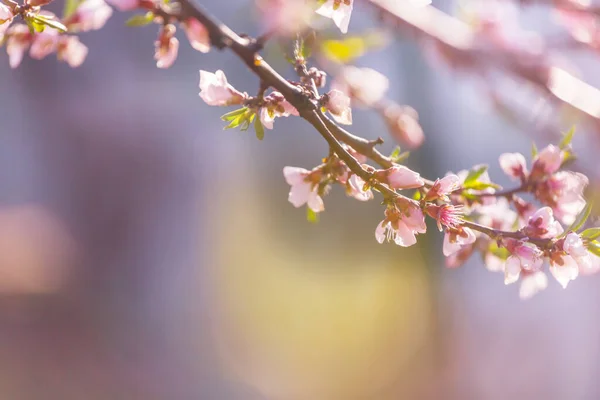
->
[1, 0, 600, 398]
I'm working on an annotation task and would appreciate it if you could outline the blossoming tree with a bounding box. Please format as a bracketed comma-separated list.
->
[2, 0, 600, 299]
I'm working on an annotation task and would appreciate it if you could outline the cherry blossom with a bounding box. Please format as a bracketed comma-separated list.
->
[57, 36, 88, 67]
[539, 171, 588, 225]
[375, 165, 424, 190]
[258, 92, 299, 129]
[375, 203, 426, 247]
[29, 29, 59, 60]
[183, 19, 210, 53]
[499, 152, 528, 181]
[563, 232, 594, 273]
[532, 144, 563, 176]
[66, 0, 113, 32]
[331, 67, 389, 107]
[549, 254, 579, 289]
[522, 207, 563, 239]
[519, 271, 548, 299]
[382, 105, 424, 149]
[0, 3, 13, 26]
[199, 70, 246, 106]
[155, 25, 179, 69]
[347, 174, 373, 201]
[283, 166, 324, 212]
[316, 0, 353, 34]
[443, 226, 476, 257]
[424, 174, 460, 201]
[324, 90, 352, 125]
[504, 241, 544, 284]
[5, 24, 31, 68]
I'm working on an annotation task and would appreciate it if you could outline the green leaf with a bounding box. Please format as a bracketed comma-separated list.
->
[531, 142, 538, 158]
[413, 190, 421, 201]
[223, 113, 246, 130]
[559, 125, 575, 149]
[463, 165, 488, 186]
[581, 228, 600, 241]
[63, 0, 83, 19]
[462, 181, 501, 191]
[321, 37, 366, 64]
[390, 146, 401, 161]
[125, 12, 155, 27]
[220, 107, 248, 122]
[588, 240, 600, 257]
[565, 201, 593, 234]
[31, 14, 67, 33]
[306, 207, 319, 224]
[254, 118, 265, 140]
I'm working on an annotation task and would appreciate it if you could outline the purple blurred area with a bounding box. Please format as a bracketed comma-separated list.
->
[1, 0, 600, 399]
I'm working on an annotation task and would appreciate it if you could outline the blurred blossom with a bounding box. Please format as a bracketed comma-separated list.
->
[256, 0, 314, 36]
[0, 205, 76, 295]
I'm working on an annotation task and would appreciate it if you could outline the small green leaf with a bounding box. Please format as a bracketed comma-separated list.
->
[531, 142, 538, 158]
[462, 181, 501, 191]
[223, 113, 246, 130]
[559, 125, 576, 149]
[63, 0, 83, 19]
[254, 118, 265, 140]
[390, 146, 401, 161]
[306, 207, 319, 224]
[321, 37, 366, 64]
[463, 165, 488, 186]
[581, 228, 600, 241]
[588, 240, 600, 257]
[125, 12, 155, 27]
[220, 107, 248, 122]
[565, 201, 593, 234]
[31, 15, 67, 33]
[413, 190, 421, 201]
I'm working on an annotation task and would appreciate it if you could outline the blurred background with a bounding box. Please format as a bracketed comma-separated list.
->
[2, 0, 600, 399]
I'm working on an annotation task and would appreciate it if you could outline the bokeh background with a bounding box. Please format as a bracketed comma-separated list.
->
[2, 0, 600, 399]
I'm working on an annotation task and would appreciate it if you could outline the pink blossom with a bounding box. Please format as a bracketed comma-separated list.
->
[549, 254, 579, 289]
[519, 271, 548, 300]
[425, 174, 460, 201]
[426, 204, 463, 231]
[446, 244, 476, 268]
[375, 204, 426, 247]
[563, 232, 594, 273]
[499, 152, 527, 181]
[376, 165, 424, 190]
[455, 165, 496, 207]
[283, 166, 324, 212]
[67, 0, 113, 32]
[331, 66, 389, 107]
[484, 252, 505, 272]
[382, 105, 424, 149]
[257, 0, 313, 36]
[259, 93, 298, 129]
[105, 0, 138, 11]
[199, 70, 246, 106]
[57, 36, 88, 67]
[523, 207, 563, 239]
[478, 197, 518, 231]
[347, 174, 373, 201]
[0, 3, 13, 25]
[5, 24, 31, 68]
[183, 19, 210, 53]
[29, 29, 59, 60]
[443, 227, 476, 256]
[324, 90, 352, 125]
[155, 33, 179, 69]
[543, 171, 588, 225]
[533, 144, 563, 175]
[316, 0, 353, 34]
[504, 242, 544, 284]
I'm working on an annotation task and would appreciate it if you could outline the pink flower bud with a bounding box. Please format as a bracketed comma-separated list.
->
[376, 165, 424, 190]
[347, 174, 373, 202]
[66, 0, 113, 32]
[523, 207, 563, 239]
[283, 166, 324, 212]
[154, 26, 179, 69]
[324, 90, 352, 125]
[316, 0, 353, 34]
[382, 105, 424, 149]
[424, 174, 460, 201]
[105, 0, 138, 11]
[499, 152, 527, 181]
[199, 69, 246, 106]
[5, 24, 31, 69]
[533, 144, 563, 175]
[29, 29, 59, 60]
[57, 36, 88, 67]
[183, 18, 210, 53]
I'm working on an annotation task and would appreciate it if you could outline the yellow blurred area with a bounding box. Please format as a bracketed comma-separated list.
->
[211, 192, 434, 399]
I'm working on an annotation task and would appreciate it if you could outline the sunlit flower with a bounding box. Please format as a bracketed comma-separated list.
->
[324, 90, 352, 125]
[155, 26, 179, 69]
[283, 166, 324, 212]
[183, 19, 210, 53]
[57, 36, 88, 67]
[382, 104, 424, 149]
[67, 0, 113, 32]
[29, 29, 59, 60]
[259, 92, 299, 129]
[316, 0, 353, 34]
[522, 207, 563, 239]
[519, 270, 548, 299]
[346, 174, 373, 201]
[375, 203, 426, 247]
[504, 241, 544, 284]
[331, 66, 389, 107]
[425, 174, 460, 201]
[5, 24, 31, 68]
[443, 226, 476, 256]
[499, 152, 528, 181]
[532, 144, 563, 176]
[375, 165, 424, 190]
[199, 70, 246, 106]
[0, 3, 14, 25]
